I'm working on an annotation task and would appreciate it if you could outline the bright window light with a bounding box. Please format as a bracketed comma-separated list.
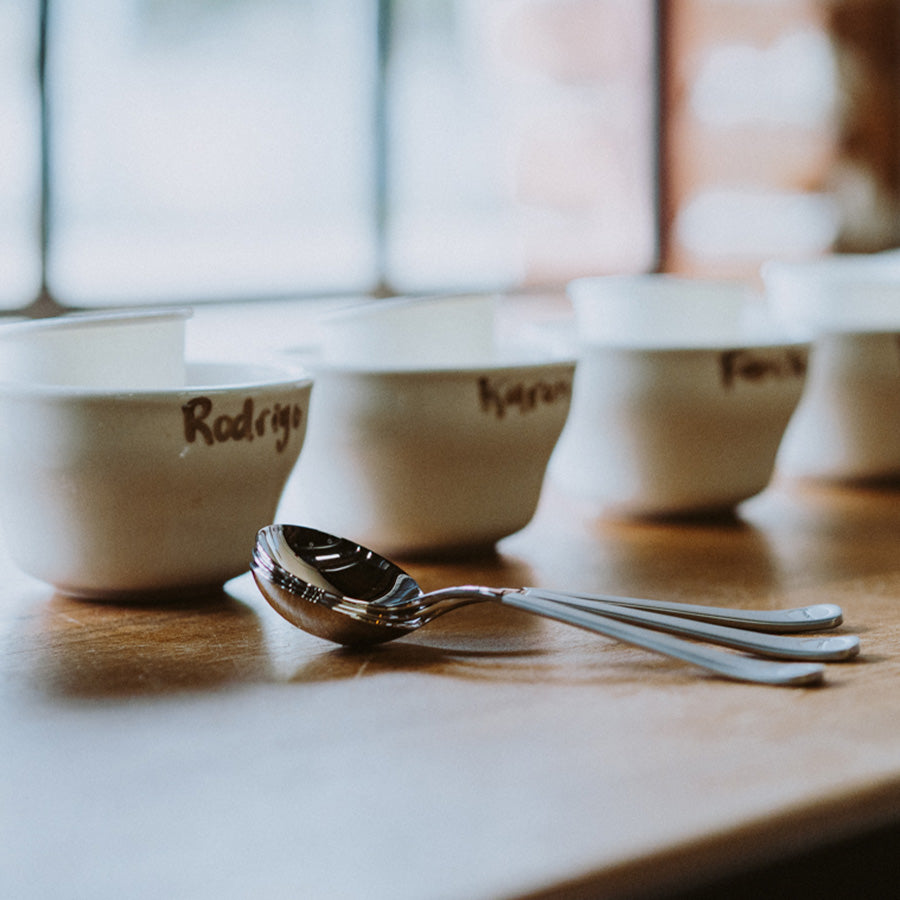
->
[47, 0, 377, 305]
[0, 1, 42, 310]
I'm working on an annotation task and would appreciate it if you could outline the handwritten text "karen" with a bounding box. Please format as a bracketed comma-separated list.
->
[478, 376, 571, 418]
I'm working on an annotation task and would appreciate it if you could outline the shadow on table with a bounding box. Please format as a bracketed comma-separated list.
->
[284, 586, 710, 689]
[287, 636, 707, 687]
[502, 493, 787, 619]
[18, 589, 269, 699]
[246, 542, 697, 687]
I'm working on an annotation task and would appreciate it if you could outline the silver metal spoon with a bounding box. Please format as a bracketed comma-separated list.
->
[522, 590, 858, 661]
[274, 583, 854, 661]
[524, 588, 843, 634]
[250, 525, 853, 661]
[252, 525, 827, 686]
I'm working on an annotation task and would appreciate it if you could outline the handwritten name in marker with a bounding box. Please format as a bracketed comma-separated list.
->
[477, 376, 572, 418]
[719, 349, 807, 390]
[182, 396, 304, 453]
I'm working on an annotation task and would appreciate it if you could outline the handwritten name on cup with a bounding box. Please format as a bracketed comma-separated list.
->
[719, 348, 807, 390]
[182, 396, 304, 452]
[478, 375, 572, 418]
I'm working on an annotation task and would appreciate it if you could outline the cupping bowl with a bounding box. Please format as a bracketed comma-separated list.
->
[550, 275, 810, 517]
[279, 295, 576, 557]
[0, 314, 313, 597]
[763, 254, 900, 482]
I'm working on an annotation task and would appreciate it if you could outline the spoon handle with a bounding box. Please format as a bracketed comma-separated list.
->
[501, 593, 825, 686]
[523, 588, 843, 633]
[521, 590, 859, 661]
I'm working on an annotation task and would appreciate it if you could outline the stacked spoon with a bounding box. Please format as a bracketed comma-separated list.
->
[252, 524, 859, 687]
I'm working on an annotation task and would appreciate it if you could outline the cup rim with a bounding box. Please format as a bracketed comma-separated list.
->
[0, 307, 194, 340]
[283, 347, 577, 375]
[573, 337, 812, 354]
[315, 292, 498, 325]
[0, 360, 314, 398]
[567, 273, 755, 298]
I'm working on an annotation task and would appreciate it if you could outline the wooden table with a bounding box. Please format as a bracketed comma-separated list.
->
[3, 476, 900, 899]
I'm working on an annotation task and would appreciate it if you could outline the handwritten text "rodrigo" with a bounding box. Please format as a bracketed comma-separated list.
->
[478, 376, 571, 418]
[182, 396, 304, 453]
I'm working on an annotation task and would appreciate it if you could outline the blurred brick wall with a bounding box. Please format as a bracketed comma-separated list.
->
[660, 0, 900, 281]
[470, 0, 899, 287]
[826, 0, 900, 251]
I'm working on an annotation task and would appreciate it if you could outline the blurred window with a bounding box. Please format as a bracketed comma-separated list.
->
[660, 0, 900, 278]
[12, 0, 658, 310]
[0, 1, 42, 310]
[386, 0, 657, 291]
[47, 0, 377, 306]
[3, 1, 896, 313]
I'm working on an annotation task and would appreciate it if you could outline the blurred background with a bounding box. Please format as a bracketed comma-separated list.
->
[0, 0, 898, 312]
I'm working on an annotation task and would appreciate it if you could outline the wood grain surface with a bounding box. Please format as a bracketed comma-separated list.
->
[3, 478, 899, 899]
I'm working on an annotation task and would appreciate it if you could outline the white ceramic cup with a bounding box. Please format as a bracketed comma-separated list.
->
[763, 255, 900, 481]
[567, 274, 776, 347]
[551, 275, 809, 517]
[280, 354, 575, 557]
[0, 361, 313, 598]
[763, 254, 900, 333]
